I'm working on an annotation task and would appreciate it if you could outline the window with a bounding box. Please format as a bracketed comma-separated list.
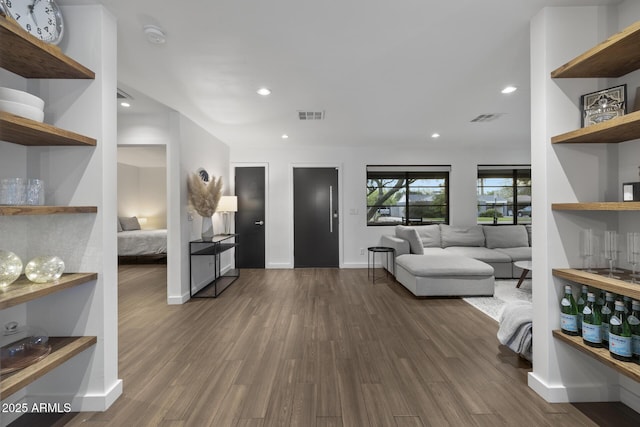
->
[367, 166, 450, 226]
[477, 166, 531, 225]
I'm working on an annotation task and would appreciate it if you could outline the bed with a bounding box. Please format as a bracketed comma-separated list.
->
[118, 216, 167, 262]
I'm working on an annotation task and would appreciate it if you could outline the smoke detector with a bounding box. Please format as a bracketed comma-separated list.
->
[143, 25, 167, 44]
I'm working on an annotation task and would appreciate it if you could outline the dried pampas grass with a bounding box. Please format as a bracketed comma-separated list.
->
[188, 173, 223, 217]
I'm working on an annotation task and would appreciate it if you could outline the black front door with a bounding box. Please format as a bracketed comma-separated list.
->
[235, 167, 265, 268]
[293, 168, 339, 268]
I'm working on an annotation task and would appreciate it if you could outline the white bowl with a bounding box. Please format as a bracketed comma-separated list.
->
[0, 87, 45, 110]
[0, 100, 45, 122]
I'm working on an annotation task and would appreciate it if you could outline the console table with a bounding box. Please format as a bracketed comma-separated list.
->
[189, 234, 239, 298]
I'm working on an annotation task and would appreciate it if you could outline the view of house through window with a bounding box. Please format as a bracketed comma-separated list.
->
[477, 166, 531, 225]
[367, 166, 450, 226]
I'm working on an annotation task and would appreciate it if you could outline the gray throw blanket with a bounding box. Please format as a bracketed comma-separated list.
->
[497, 300, 533, 361]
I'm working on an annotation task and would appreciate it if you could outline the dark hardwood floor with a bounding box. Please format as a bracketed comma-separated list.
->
[17, 265, 640, 426]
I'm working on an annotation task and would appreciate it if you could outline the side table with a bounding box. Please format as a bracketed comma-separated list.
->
[513, 260, 532, 288]
[190, 234, 239, 298]
[368, 246, 395, 283]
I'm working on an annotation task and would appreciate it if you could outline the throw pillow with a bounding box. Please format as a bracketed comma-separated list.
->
[119, 216, 141, 231]
[395, 225, 424, 255]
[117, 218, 123, 232]
[484, 225, 529, 249]
[440, 224, 485, 248]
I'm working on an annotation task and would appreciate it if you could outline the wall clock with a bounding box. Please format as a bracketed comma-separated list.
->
[0, 0, 64, 45]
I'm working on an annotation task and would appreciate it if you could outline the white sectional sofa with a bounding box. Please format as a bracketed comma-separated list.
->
[380, 224, 531, 297]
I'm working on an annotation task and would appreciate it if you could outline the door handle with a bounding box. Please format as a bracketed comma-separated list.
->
[254, 220, 264, 226]
[329, 185, 333, 233]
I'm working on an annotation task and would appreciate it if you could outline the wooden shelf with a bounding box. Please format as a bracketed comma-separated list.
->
[0, 206, 97, 216]
[552, 202, 640, 211]
[0, 16, 94, 79]
[0, 336, 97, 399]
[551, 20, 640, 78]
[552, 268, 640, 301]
[0, 112, 96, 147]
[0, 273, 97, 310]
[551, 110, 640, 144]
[553, 330, 640, 382]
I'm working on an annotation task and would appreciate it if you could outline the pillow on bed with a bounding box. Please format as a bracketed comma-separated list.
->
[119, 216, 141, 231]
[117, 219, 123, 232]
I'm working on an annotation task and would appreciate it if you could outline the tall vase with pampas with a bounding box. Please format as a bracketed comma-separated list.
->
[188, 173, 223, 240]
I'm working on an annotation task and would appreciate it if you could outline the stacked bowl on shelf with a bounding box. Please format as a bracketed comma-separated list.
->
[0, 87, 45, 122]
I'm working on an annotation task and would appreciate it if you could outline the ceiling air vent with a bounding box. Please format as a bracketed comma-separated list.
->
[470, 113, 503, 122]
[298, 111, 325, 120]
[116, 88, 133, 100]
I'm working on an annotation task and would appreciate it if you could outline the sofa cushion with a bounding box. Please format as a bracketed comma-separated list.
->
[495, 247, 532, 261]
[483, 225, 529, 249]
[444, 246, 512, 263]
[413, 224, 441, 248]
[440, 225, 484, 248]
[396, 254, 494, 277]
[395, 225, 423, 255]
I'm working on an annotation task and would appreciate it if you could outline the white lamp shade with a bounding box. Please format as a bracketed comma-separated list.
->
[218, 196, 238, 212]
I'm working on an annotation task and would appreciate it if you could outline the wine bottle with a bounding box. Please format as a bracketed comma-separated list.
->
[601, 292, 615, 345]
[577, 285, 588, 335]
[582, 292, 603, 348]
[629, 300, 640, 363]
[609, 300, 633, 362]
[560, 285, 579, 336]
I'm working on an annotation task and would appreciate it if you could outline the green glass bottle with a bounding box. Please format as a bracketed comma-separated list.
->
[577, 285, 588, 335]
[582, 292, 603, 348]
[629, 300, 640, 363]
[560, 285, 579, 336]
[601, 292, 615, 345]
[609, 300, 632, 362]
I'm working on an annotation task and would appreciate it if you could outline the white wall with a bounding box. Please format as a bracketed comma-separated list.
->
[530, 3, 640, 411]
[231, 145, 530, 268]
[117, 162, 167, 229]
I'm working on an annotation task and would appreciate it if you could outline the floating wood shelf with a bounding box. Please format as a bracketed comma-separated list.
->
[552, 202, 640, 211]
[552, 268, 640, 301]
[0, 206, 97, 216]
[0, 273, 97, 310]
[551, 110, 640, 144]
[553, 331, 640, 382]
[0, 336, 97, 399]
[551, 20, 640, 78]
[0, 16, 94, 79]
[0, 112, 96, 147]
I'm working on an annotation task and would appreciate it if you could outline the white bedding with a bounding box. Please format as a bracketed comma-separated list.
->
[118, 229, 167, 256]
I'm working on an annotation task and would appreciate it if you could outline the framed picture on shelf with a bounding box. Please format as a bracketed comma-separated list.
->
[580, 84, 626, 127]
[623, 182, 640, 202]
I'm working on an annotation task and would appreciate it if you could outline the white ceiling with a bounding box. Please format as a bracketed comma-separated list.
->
[60, 0, 621, 150]
[117, 145, 166, 168]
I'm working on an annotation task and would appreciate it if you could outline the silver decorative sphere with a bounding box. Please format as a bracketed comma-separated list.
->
[0, 250, 22, 287]
[25, 256, 65, 283]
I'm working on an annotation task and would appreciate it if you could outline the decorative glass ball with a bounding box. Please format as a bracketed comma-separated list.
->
[25, 256, 65, 283]
[0, 250, 23, 287]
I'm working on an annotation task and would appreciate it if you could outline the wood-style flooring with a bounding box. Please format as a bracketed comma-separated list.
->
[31, 266, 640, 426]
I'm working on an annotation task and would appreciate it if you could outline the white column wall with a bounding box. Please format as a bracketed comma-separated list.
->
[529, 5, 640, 410]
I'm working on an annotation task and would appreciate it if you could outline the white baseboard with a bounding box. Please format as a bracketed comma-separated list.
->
[620, 376, 640, 413]
[341, 262, 367, 268]
[24, 379, 123, 414]
[528, 372, 620, 402]
[267, 262, 293, 269]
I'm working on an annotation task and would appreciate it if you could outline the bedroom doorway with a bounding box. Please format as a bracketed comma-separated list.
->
[117, 145, 168, 264]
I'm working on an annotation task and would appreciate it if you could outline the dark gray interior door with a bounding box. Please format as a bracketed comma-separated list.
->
[293, 168, 339, 268]
[235, 167, 265, 268]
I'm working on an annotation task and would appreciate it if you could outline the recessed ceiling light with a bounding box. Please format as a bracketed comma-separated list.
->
[257, 88, 271, 96]
[501, 86, 517, 94]
[281, 134, 289, 139]
[120, 102, 131, 108]
[431, 133, 440, 138]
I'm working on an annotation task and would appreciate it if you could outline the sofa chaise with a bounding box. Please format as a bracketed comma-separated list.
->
[380, 224, 531, 297]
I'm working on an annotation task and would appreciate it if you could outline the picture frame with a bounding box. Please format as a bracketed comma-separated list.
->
[623, 182, 640, 202]
[580, 84, 626, 127]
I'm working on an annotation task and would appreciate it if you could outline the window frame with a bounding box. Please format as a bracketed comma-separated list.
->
[477, 166, 531, 225]
[366, 166, 450, 227]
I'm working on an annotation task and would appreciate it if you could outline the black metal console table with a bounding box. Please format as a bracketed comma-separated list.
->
[189, 234, 239, 298]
